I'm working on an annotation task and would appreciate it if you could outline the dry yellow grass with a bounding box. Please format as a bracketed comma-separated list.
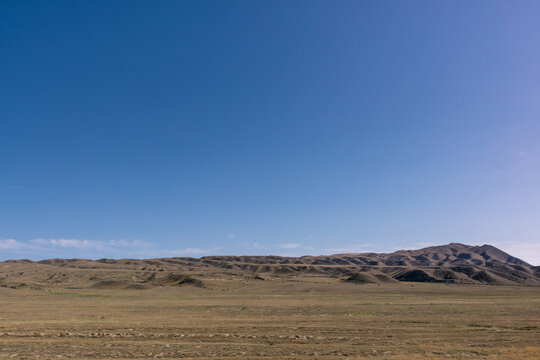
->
[0, 277, 539, 359]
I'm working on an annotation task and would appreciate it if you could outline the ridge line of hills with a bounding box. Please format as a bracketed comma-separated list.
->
[1, 243, 539, 288]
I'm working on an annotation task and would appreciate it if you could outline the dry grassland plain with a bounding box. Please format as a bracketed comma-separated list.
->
[0, 278, 539, 359]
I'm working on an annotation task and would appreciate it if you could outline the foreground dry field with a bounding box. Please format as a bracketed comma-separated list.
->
[0, 278, 539, 359]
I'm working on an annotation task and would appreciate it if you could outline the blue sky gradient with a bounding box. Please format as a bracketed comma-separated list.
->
[1, 1, 539, 264]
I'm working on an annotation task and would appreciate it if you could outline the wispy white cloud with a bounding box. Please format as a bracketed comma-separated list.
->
[278, 243, 302, 249]
[0, 239, 33, 250]
[31, 238, 95, 249]
[325, 243, 375, 254]
[157, 247, 220, 257]
[240, 242, 261, 249]
[0, 238, 151, 259]
[30, 238, 149, 252]
[0, 238, 225, 260]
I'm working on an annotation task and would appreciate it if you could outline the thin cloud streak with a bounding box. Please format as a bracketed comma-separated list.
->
[0, 238, 220, 260]
[278, 243, 302, 249]
[0, 238, 150, 259]
[156, 247, 221, 257]
[0, 239, 32, 250]
[30, 238, 149, 251]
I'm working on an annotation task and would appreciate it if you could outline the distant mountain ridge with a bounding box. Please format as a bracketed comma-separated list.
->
[1, 243, 539, 288]
[400, 243, 528, 265]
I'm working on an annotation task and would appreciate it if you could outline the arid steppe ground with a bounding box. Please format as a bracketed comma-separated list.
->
[1, 278, 539, 359]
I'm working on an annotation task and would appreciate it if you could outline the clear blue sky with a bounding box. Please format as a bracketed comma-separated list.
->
[1, 1, 539, 264]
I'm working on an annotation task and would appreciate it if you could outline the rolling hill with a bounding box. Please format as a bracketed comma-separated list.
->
[1, 243, 538, 289]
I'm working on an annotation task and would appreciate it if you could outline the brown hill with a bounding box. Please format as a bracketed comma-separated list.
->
[0, 243, 538, 289]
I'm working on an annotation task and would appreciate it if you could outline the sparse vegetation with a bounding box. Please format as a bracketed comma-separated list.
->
[0, 244, 538, 358]
[0, 279, 539, 359]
